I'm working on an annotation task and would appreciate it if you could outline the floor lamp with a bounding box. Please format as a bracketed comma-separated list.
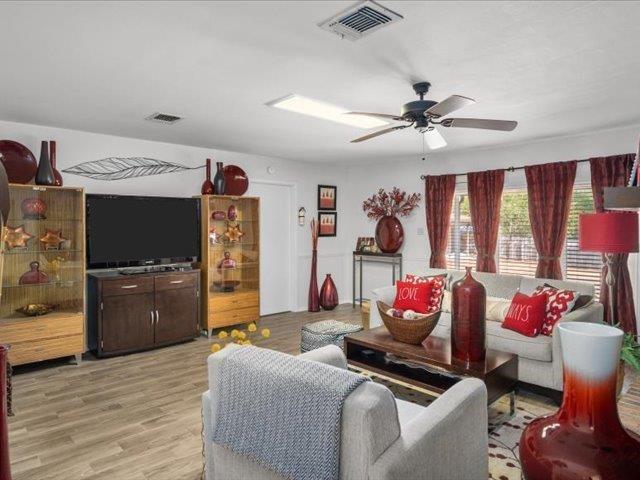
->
[579, 211, 639, 327]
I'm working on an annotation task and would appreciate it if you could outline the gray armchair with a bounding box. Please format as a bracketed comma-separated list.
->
[202, 344, 488, 480]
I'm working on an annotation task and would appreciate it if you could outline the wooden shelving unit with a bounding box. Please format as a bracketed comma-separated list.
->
[198, 195, 260, 336]
[0, 184, 85, 365]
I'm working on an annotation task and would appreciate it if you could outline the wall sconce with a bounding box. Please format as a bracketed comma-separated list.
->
[298, 207, 306, 226]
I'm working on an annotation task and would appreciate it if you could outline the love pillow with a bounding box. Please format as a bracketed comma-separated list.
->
[393, 281, 432, 314]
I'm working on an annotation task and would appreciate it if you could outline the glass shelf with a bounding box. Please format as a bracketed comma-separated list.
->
[2, 280, 83, 289]
[6, 218, 84, 223]
[4, 249, 82, 256]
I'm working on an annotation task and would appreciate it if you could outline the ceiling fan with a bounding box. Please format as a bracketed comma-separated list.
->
[347, 81, 517, 148]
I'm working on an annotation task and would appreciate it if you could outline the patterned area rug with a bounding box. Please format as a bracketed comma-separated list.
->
[366, 374, 555, 480]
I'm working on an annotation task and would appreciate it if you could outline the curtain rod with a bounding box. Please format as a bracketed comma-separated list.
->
[419, 158, 591, 180]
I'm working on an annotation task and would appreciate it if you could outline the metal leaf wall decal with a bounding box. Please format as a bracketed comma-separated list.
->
[62, 157, 202, 181]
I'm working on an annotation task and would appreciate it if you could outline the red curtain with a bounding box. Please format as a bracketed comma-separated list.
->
[590, 154, 637, 334]
[425, 174, 457, 268]
[525, 161, 577, 279]
[467, 170, 505, 273]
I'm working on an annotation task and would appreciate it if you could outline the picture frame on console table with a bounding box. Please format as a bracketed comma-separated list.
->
[318, 212, 337, 237]
[317, 185, 337, 211]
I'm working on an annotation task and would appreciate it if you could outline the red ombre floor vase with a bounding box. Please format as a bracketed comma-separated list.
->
[519, 322, 640, 479]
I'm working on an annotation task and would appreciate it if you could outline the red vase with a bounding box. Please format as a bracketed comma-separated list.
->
[319, 274, 338, 310]
[451, 267, 486, 365]
[49, 141, 63, 187]
[519, 322, 640, 480]
[20, 198, 47, 220]
[0, 345, 12, 480]
[308, 250, 320, 312]
[375, 215, 404, 253]
[201, 159, 214, 195]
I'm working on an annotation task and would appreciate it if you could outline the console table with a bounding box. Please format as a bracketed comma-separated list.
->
[352, 251, 402, 307]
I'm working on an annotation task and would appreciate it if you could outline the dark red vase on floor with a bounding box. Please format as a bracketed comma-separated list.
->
[308, 250, 320, 312]
[0, 345, 12, 480]
[520, 322, 640, 480]
[451, 267, 486, 365]
[319, 274, 338, 310]
[375, 215, 404, 253]
[201, 159, 214, 195]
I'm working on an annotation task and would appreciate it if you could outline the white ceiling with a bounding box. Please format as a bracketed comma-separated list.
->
[1, 1, 639, 164]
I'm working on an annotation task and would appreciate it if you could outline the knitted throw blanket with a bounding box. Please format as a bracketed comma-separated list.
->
[211, 346, 368, 480]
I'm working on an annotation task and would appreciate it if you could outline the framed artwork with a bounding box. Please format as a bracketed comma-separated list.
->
[318, 212, 337, 237]
[355, 236, 377, 252]
[318, 185, 337, 211]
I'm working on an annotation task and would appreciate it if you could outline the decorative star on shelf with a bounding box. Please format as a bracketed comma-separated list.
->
[223, 223, 244, 243]
[4, 225, 34, 250]
[39, 229, 68, 250]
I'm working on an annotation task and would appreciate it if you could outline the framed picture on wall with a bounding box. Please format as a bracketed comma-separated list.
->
[318, 212, 337, 237]
[318, 185, 337, 211]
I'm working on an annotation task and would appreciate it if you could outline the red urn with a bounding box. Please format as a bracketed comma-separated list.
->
[451, 267, 486, 365]
[519, 322, 640, 480]
[0, 345, 12, 480]
[319, 274, 338, 310]
[375, 215, 404, 253]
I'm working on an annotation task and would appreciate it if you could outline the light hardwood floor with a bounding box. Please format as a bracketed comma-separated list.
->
[7, 305, 640, 479]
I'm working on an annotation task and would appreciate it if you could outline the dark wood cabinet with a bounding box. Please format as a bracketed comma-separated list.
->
[88, 270, 200, 357]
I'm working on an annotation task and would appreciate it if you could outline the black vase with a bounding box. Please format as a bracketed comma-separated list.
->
[213, 161, 225, 195]
[35, 140, 55, 186]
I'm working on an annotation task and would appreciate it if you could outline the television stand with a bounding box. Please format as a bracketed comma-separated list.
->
[87, 269, 201, 357]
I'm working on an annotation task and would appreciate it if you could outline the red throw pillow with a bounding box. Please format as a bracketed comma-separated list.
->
[533, 285, 578, 336]
[404, 274, 446, 313]
[502, 292, 548, 337]
[393, 281, 432, 314]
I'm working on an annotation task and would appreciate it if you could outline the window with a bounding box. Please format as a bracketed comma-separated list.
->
[446, 186, 602, 297]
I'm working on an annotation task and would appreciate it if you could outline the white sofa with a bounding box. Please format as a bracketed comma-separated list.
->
[371, 268, 604, 393]
[203, 343, 489, 480]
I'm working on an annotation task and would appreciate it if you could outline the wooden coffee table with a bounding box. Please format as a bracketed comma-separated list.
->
[344, 327, 518, 416]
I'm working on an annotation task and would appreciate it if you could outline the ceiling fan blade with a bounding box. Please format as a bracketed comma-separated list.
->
[441, 118, 517, 131]
[425, 95, 476, 118]
[424, 128, 447, 150]
[350, 125, 409, 143]
[346, 112, 407, 122]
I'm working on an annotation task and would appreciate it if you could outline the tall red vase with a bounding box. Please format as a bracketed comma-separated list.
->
[201, 159, 214, 195]
[451, 267, 486, 365]
[308, 250, 320, 312]
[319, 274, 338, 310]
[49, 141, 62, 187]
[520, 322, 640, 479]
[0, 345, 12, 480]
[375, 215, 404, 253]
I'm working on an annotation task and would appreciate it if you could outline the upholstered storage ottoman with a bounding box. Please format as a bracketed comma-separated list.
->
[300, 320, 363, 352]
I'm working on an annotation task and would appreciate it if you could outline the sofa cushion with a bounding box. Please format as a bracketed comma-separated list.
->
[486, 320, 552, 362]
[519, 276, 594, 297]
[446, 270, 521, 299]
[534, 285, 579, 336]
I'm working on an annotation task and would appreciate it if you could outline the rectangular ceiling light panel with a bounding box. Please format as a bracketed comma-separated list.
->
[267, 94, 389, 129]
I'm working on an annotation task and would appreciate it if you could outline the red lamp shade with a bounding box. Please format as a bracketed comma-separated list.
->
[579, 211, 639, 253]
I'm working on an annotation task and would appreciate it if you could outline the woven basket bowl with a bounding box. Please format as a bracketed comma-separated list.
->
[377, 301, 441, 345]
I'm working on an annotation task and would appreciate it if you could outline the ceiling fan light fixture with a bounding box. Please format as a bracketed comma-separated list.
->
[423, 127, 447, 150]
[266, 94, 389, 129]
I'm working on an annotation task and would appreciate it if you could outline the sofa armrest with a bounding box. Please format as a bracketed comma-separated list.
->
[370, 378, 488, 480]
[298, 344, 347, 369]
[370, 286, 397, 328]
[550, 301, 604, 390]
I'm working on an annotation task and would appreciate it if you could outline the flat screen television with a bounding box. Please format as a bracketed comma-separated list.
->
[86, 194, 200, 269]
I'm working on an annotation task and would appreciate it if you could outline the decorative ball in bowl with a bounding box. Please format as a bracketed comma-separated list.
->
[16, 303, 57, 317]
[376, 301, 440, 345]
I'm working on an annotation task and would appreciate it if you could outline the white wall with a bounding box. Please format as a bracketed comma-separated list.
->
[344, 124, 640, 329]
[0, 119, 350, 311]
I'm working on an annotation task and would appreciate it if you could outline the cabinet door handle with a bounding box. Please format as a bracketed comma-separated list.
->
[155, 310, 159, 324]
[169, 280, 184, 284]
[121, 284, 138, 289]
[150, 310, 154, 325]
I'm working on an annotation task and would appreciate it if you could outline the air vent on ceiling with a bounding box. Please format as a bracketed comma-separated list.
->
[318, 0, 402, 41]
[145, 112, 183, 124]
